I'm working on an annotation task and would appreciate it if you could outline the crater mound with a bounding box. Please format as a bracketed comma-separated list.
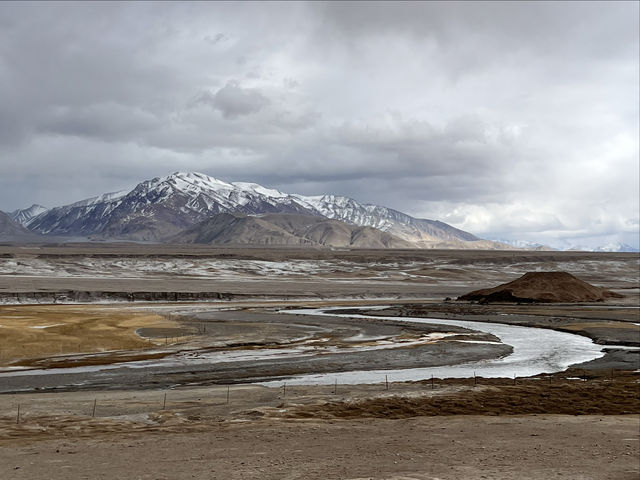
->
[458, 271, 624, 303]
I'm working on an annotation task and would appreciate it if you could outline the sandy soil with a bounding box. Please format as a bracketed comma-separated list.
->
[1, 416, 638, 480]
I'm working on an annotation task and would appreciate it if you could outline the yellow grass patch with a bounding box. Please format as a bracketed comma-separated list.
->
[0, 305, 179, 367]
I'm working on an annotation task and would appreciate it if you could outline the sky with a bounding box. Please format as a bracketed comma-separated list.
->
[0, 1, 638, 249]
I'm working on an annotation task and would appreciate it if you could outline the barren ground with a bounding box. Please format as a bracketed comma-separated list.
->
[1, 375, 638, 479]
[0, 245, 638, 479]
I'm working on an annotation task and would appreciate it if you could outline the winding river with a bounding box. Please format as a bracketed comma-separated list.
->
[260, 306, 608, 386]
[0, 305, 619, 391]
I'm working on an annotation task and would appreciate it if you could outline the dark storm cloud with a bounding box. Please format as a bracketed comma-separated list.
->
[0, 1, 637, 249]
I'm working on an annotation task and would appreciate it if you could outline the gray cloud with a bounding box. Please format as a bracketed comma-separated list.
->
[38, 103, 162, 141]
[195, 81, 270, 119]
[0, 1, 637, 249]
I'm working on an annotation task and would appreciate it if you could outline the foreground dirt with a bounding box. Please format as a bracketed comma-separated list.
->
[1, 374, 638, 479]
[1, 415, 638, 480]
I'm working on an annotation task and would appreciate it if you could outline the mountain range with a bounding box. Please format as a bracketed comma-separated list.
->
[7, 172, 635, 251]
[494, 238, 639, 253]
[4, 172, 509, 249]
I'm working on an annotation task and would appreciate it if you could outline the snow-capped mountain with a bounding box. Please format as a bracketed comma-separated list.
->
[10, 204, 48, 227]
[491, 239, 556, 251]
[592, 242, 639, 253]
[24, 172, 499, 247]
[491, 238, 639, 253]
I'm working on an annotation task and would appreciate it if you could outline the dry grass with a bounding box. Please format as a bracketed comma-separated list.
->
[283, 373, 640, 419]
[0, 305, 179, 367]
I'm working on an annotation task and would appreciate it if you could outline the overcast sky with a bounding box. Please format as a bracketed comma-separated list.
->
[0, 1, 638, 248]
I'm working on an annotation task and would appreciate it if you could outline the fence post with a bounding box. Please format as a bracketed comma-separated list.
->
[92, 399, 97, 417]
[163, 393, 167, 410]
[226, 385, 230, 404]
[16, 404, 20, 425]
[431, 374, 434, 390]
[385, 375, 389, 391]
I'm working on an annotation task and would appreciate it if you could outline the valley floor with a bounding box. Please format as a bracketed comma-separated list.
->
[0, 246, 638, 479]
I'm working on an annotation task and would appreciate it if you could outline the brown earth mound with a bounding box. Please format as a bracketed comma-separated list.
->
[458, 271, 624, 303]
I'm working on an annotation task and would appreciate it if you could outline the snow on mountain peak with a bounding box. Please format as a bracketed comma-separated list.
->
[69, 190, 128, 208]
[9, 204, 49, 226]
[232, 182, 288, 199]
[593, 242, 639, 253]
[159, 172, 234, 192]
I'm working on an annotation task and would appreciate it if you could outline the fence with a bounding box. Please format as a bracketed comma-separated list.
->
[4, 369, 610, 426]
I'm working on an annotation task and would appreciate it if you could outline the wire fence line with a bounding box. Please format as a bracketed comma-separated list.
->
[3, 371, 607, 425]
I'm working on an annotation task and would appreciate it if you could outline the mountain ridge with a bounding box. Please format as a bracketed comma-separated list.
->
[17, 172, 504, 248]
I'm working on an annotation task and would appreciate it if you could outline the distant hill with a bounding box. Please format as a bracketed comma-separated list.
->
[171, 213, 415, 248]
[459, 271, 624, 303]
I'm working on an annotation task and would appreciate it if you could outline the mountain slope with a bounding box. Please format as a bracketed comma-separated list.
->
[172, 213, 312, 246]
[172, 213, 414, 248]
[0, 211, 43, 242]
[25, 171, 498, 247]
[291, 194, 480, 246]
[10, 204, 48, 226]
[27, 191, 128, 236]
